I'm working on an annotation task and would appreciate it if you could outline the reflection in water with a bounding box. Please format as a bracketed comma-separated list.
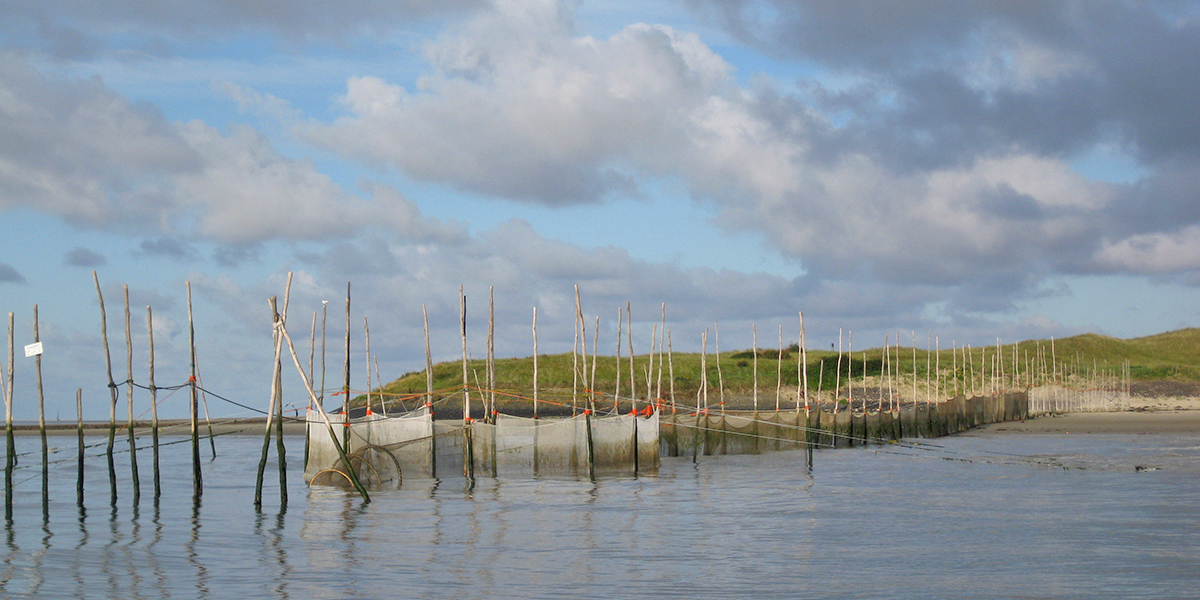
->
[0, 433, 1197, 597]
[187, 498, 210, 599]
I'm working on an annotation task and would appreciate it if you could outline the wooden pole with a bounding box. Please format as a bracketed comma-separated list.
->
[833, 328, 842, 414]
[343, 283, 351, 452]
[305, 310, 316, 467]
[614, 306, 622, 409]
[752, 324, 759, 414]
[187, 281, 201, 500]
[4, 312, 13, 520]
[572, 291, 579, 414]
[124, 286, 140, 505]
[422, 304, 436, 475]
[776, 326, 784, 411]
[626, 302, 635, 403]
[847, 331, 854, 408]
[799, 312, 808, 415]
[320, 301, 328, 413]
[714, 321, 724, 415]
[591, 315, 599, 415]
[646, 323, 657, 407]
[34, 305, 48, 516]
[667, 331, 675, 413]
[76, 389, 84, 508]
[657, 303, 665, 405]
[364, 317, 373, 415]
[488, 287, 496, 422]
[532, 306, 538, 418]
[93, 272, 118, 506]
[147, 306, 160, 501]
[700, 330, 708, 413]
[912, 331, 918, 410]
[460, 286, 473, 482]
[277, 275, 291, 508]
[256, 297, 282, 509]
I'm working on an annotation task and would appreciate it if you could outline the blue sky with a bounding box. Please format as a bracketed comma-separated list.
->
[3, 0, 1200, 420]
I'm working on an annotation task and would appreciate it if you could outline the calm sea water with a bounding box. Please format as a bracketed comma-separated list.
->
[0, 429, 1197, 599]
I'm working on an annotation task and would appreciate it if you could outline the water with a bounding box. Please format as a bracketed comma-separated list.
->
[0, 430, 1198, 599]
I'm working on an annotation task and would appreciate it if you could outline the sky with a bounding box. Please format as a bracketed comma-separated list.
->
[2, 0, 1200, 421]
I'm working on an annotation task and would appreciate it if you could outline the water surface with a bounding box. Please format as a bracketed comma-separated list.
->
[0, 431, 1196, 599]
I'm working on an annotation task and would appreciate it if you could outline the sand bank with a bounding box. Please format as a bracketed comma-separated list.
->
[971, 410, 1200, 435]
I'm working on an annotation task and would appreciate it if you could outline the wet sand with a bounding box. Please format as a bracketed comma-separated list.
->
[971, 410, 1200, 435]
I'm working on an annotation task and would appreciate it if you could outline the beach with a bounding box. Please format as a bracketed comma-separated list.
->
[971, 393, 1200, 435]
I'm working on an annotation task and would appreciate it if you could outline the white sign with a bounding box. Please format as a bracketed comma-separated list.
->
[24, 342, 43, 357]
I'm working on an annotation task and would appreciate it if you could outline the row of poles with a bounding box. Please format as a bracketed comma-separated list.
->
[0, 272, 204, 521]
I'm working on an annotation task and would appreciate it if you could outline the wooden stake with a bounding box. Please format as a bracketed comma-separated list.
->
[256, 296, 282, 509]
[460, 285, 473, 482]
[833, 329, 842, 414]
[626, 302, 635, 402]
[657, 303, 665, 405]
[700, 329, 708, 412]
[147, 306, 160, 501]
[532, 306, 539, 418]
[423, 304, 437, 476]
[34, 305, 48, 516]
[93, 272, 118, 506]
[364, 316, 373, 415]
[76, 389, 84, 508]
[714, 321, 724, 415]
[4, 312, 13, 520]
[488, 287, 496, 422]
[776, 326, 784, 411]
[124, 286, 140, 505]
[667, 330, 675, 413]
[343, 283, 351, 452]
[591, 315, 599, 415]
[614, 306, 622, 408]
[752, 324, 759, 414]
[187, 281, 201, 500]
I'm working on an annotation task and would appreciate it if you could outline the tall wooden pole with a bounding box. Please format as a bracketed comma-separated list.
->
[343, 283, 351, 452]
[614, 306, 622, 408]
[364, 317, 373, 414]
[626, 302, 635, 403]
[34, 305, 48, 516]
[147, 306, 160, 501]
[532, 306, 539, 418]
[187, 281, 201, 500]
[591, 315, 599, 414]
[460, 286, 474, 482]
[777, 326, 784, 411]
[752, 324, 759, 414]
[427, 307, 436, 475]
[256, 297, 281, 509]
[124, 286, 140, 505]
[714, 321, 724, 415]
[93, 272, 118, 506]
[4, 312, 13, 520]
[667, 331, 675, 413]
[657, 303, 665, 404]
[488, 287, 496, 422]
[76, 389, 84, 508]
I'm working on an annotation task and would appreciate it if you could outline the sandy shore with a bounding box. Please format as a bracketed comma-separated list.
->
[971, 410, 1200, 435]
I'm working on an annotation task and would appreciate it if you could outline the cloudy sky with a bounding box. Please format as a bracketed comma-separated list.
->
[2, 0, 1199, 420]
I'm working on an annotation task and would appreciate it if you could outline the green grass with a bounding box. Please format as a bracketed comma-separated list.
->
[356, 327, 1200, 409]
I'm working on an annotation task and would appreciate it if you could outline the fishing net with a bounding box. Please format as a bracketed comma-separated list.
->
[304, 405, 432, 488]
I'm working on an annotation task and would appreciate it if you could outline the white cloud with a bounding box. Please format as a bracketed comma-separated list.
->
[1095, 226, 1200, 273]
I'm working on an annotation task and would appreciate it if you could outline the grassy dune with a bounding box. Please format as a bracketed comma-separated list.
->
[359, 328, 1200, 411]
